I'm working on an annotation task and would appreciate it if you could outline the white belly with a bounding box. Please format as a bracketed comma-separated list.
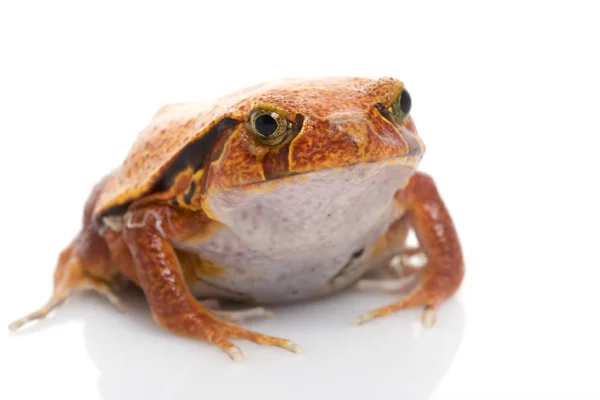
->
[177, 162, 413, 304]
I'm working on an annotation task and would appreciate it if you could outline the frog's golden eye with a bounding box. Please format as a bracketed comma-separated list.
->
[249, 109, 292, 145]
[389, 88, 412, 125]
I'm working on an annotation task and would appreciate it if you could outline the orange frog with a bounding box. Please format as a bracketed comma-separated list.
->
[9, 77, 464, 362]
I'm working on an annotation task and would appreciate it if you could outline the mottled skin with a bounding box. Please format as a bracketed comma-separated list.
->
[9, 77, 464, 362]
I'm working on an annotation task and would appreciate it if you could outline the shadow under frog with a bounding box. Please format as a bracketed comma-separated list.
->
[11, 288, 465, 400]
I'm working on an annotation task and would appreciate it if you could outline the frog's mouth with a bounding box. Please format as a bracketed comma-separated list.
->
[242, 154, 422, 190]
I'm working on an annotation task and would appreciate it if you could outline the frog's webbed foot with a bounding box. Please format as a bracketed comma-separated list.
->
[8, 255, 123, 332]
[352, 173, 465, 328]
[157, 309, 302, 363]
[199, 299, 274, 323]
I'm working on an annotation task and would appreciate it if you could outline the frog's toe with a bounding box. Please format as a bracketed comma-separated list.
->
[8, 295, 69, 331]
[220, 320, 303, 354]
[224, 345, 245, 363]
[8, 276, 123, 331]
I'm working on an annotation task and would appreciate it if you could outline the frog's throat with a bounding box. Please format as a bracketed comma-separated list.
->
[202, 157, 419, 224]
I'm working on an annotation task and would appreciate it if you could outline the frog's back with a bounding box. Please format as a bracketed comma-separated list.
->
[92, 100, 231, 221]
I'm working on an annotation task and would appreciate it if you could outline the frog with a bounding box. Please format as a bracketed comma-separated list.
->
[8, 77, 465, 362]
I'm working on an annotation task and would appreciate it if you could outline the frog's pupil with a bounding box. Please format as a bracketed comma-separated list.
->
[255, 114, 278, 137]
[400, 89, 412, 115]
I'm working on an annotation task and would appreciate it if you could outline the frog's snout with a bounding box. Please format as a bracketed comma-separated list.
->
[324, 111, 423, 161]
[327, 112, 372, 145]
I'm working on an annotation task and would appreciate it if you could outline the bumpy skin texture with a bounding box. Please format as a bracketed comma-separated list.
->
[9, 77, 464, 362]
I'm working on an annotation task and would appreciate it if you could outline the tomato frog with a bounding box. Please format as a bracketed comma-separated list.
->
[8, 77, 464, 362]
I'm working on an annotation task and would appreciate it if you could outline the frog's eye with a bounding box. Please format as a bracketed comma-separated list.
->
[389, 88, 412, 124]
[249, 109, 291, 145]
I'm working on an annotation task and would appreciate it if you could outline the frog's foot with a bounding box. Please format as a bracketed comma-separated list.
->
[8, 259, 123, 331]
[353, 253, 448, 327]
[157, 308, 302, 363]
[199, 299, 274, 323]
[352, 284, 438, 327]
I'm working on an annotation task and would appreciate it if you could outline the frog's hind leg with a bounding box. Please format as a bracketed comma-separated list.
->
[8, 239, 124, 331]
[8, 176, 123, 332]
[353, 172, 465, 327]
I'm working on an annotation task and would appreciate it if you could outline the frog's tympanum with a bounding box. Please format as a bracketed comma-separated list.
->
[9, 77, 464, 362]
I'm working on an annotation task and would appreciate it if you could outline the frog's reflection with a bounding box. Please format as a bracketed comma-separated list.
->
[20, 288, 465, 400]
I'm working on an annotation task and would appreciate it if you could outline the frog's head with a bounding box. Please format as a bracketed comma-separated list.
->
[92, 77, 425, 233]
[201, 77, 425, 224]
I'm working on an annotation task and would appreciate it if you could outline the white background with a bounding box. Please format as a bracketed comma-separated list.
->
[1, 1, 599, 399]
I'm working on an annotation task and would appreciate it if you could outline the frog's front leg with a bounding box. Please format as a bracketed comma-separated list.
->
[354, 172, 465, 327]
[122, 206, 301, 362]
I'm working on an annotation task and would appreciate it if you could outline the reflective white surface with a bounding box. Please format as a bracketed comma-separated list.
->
[5, 288, 465, 400]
